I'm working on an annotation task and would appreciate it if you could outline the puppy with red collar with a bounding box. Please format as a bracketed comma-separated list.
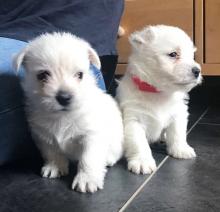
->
[117, 25, 202, 174]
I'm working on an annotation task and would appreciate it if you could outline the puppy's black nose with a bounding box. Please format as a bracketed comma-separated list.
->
[56, 91, 72, 106]
[192, 67, 201, 78]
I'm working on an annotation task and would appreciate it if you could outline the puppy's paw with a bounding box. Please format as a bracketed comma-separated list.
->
[72, 171, 104, 193]
[106, 156, 118, 167]
[128, 157, 157, 175]
[41, 163, 69, 178]
[167, 144, 196, 159]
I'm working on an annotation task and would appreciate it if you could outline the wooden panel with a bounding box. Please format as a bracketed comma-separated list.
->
[202, 64, 220, 75]
[117, 0, 194, 63]
[194, 0, 204, 64]
[195, 0, 220, 75]
[205, 0, 220, 63]
[116, 64, 127, 75]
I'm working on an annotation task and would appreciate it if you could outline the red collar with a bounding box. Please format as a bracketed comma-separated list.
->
[131, 76, 160, 93]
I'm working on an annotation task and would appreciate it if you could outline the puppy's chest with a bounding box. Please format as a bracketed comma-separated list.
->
[55, 122, 81, 144]
[35, 116, 86, 145]
[139, 107, 173, 128]
[134, 101, 180, 140]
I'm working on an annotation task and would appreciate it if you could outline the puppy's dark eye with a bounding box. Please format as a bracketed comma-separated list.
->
[75, 72, 83, 80]
[37, 70, 51, 82]
[168, 52, 178, 58]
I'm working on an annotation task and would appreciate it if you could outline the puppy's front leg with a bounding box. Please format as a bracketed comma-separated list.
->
[166, 113, 196, 159]
[124, 121, 156, 174]
[72, 136, 107, 193]
[34, 133, 69, 178]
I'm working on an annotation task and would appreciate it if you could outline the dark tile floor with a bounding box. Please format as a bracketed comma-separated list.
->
[1, 82, 220, 212]
[124, 107, 220, 212]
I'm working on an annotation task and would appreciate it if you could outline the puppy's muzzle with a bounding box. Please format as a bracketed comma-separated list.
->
[56, 90, 72, 106]
[192, 67, 201, 78]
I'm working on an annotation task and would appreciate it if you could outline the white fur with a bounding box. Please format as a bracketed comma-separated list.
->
[116, 25, 202, 175]
[14, 32, 124, 193]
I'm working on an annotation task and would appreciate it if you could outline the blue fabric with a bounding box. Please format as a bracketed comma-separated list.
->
[0, 0, 124, 56]
[90, 64, 106, 91]
[0, 38, 27, 75]
[0, 37, 105, 165]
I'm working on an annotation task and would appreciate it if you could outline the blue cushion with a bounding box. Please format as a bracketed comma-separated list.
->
[0, 37, 106, 165]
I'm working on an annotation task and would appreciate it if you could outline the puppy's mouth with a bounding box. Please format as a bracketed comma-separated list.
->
[47, 108, 70, 113]
[50, 106, 71, 112]
[60, 107, 71, 112]
[174, 80, 200, 86]
[174, 82, 195, 86]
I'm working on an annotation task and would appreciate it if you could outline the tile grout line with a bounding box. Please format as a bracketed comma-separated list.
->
[187, 107, 209, 135]
[118, 155, 169, 212]
[118, 107, 209, 212]
[197, 122, 220, 126]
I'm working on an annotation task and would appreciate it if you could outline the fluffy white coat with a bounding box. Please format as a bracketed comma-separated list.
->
[117, 25, 202, 174]
[14, 32, 124, 193]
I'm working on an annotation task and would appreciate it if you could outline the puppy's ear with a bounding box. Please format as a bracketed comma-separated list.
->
[129, 26, 155, 47]
[13, 48, 27, 72]
[88, 47, 101, 70]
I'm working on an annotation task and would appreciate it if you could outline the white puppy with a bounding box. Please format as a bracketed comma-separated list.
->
[14, 32, 124, 193]
[117, 25, 202, 175]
